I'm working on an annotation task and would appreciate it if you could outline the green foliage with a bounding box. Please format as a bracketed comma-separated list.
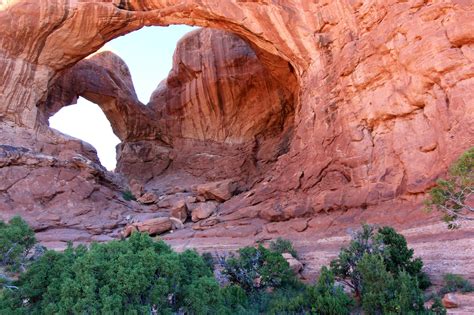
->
[2, 229, 351, 315]
[0, 216, 36, 272]
[330, 224, 431, 295]
[264, 267, 353, 315]
[439, 273, 474, 295]
[306, 266, 354, 315]
[222, 245, 297, 293]
[330, 224, 381, 294]
[122, 190, 136, 201]
[0, 233, 225, 314]
[376, 226, 431, 290]
[430, 297, 447, 315]
[357, 253, 426, 314]
[1, 218, 444, 314]
[269, 237, 298, 258]
[425, 147, 473, 228]
[201, 252, 215, 272]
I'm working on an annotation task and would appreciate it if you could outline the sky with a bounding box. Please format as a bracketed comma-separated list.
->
[49, 25, 195, 170]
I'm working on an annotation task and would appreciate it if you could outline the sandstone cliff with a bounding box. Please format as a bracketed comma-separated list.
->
[0, 0, 473, 283]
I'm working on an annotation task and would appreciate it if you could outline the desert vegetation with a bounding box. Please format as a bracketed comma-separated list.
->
[2, 217, 468, 314]
[426, 147, 473, 228]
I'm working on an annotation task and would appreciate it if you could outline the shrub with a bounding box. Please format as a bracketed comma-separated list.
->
[357, 253, 426, 314]
[0, 233, 228, 314]
[265, 267, 353, 315]
[0, 216, 36, 273]
[430, 297, 447, 315]
[439, 273, 474, 295]
[221, 245, 297, 293]
[329, 224, 383, 294]
[121, 190, 136, 201]
[376, 226, 431, 289]
[330, 224, 431, 294]
[201, 252, 215, 272]
[269, 237, 298, 258]
[425, 147, 473, 228]
[307, 266, 353, 315]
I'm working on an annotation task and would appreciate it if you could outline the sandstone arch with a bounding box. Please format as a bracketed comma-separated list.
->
[0, 0, 308, 129]
[41, 27, 298, 184]
[1, 0, 474, 282]
[1, 0, 473, 219]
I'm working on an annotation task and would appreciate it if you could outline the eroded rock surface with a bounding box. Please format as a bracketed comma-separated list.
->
[0, 0, 473, 283]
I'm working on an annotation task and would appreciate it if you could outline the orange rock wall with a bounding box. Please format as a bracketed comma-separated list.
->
[0, 0, 474, 278]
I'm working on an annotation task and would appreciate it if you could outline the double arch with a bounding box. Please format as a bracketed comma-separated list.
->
[0, 0, 321, 128]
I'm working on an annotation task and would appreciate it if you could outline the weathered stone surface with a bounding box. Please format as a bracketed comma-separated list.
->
[282, 253, 303, 274]
[117, 141, 172, 182]
[443, 293, 459, 309]
[122, 217, 172, 237]
[195, 179, 237, 202]
[149, 28, 295, 144]
[191, 202, 218, 222]
[0, 0, 474, 285]
[0, 144, 140, 246]
[137, 192, 158, 205]
[39, 51, 161, 142]
[170, 200, 188, 223]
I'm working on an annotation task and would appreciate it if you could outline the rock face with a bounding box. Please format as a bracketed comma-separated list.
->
[114, 28, 296, 184]
[0, 142, 140, 248]
[39, 51, 161, 142]
[0, 0, 474, 282]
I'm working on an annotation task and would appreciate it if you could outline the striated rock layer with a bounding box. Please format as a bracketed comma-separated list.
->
[0, 0, 473, 282]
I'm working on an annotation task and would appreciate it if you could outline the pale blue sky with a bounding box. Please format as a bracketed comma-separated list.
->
[50, 25, 195, 170]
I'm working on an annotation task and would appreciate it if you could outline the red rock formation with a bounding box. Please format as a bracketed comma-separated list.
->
[149, 28, 295, 144]
[0, 0, 473, 282]
[0, 143, 140, 248]
[40, 51, 161, 142]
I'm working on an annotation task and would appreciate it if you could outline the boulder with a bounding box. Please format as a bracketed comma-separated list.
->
[170, 217, 184, 230]
[137, 192, 158, 204]
[191, 202, 218, 222]
[282, 253, 303, 274]
[442, 293, 459, 309]
[129, 179, 144, 198]
[170, 200, 188, 223]
[122, 217, 172, 237]
[196, 179, 237, 202]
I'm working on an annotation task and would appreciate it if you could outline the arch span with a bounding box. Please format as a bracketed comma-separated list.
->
[0, 0, 314, 128]
[41, 27, 298, 184]
[1, 0, 474, 211]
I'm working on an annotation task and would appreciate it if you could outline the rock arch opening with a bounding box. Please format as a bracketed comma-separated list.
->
[49, 98, 120, 170]
[40, 25, 299, 194]
[46, 25, 196, 170]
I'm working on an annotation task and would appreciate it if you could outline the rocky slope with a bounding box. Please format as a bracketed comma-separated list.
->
[0, 0, 473, 285]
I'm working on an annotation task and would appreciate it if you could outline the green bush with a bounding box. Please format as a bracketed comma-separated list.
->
[122, 190, 136, 201]
[439, 273, 474, 295]
[0, 233, 226, 314]
[357, 253, 426, 314]
[377, 226, 431, 290]
[269, 237, 298, 258]
[425, 147, 473, 228]
[222, 245, 297, 293]
[0, 216, 36, 272]
[1, 218, 446, 314]
[264, 267, 353, 315]
[201, 252, 215, 272]
[430, 297, 447, 315]
[330, 224, 431, 294]
[306, 266, 353, 315]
